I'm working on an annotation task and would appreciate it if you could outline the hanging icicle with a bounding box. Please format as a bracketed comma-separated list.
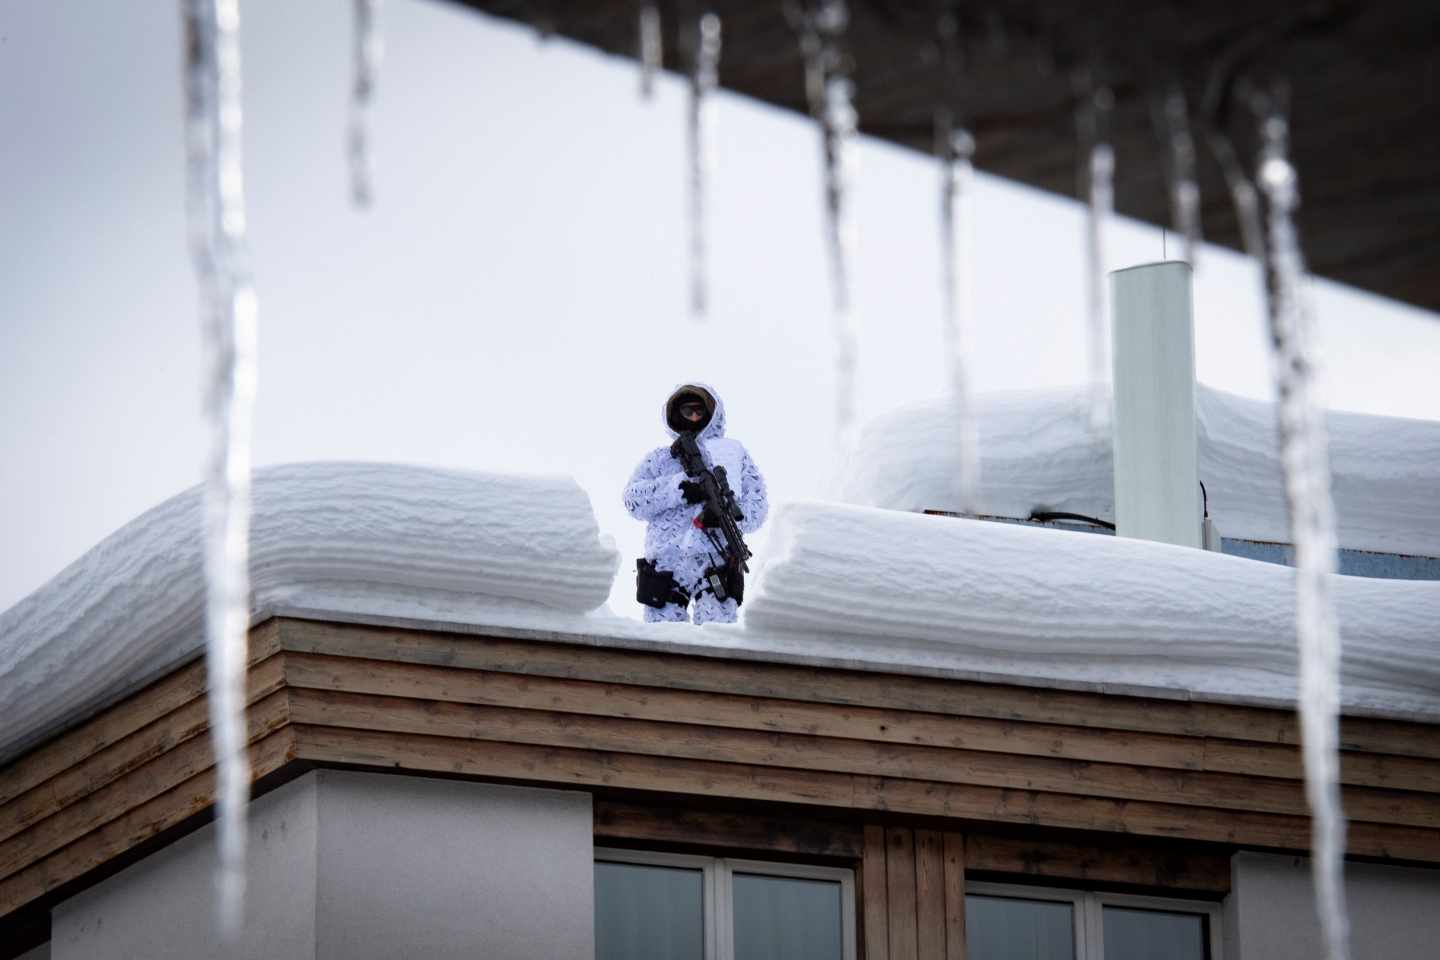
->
[1161, 83, 1201, 265]
[349, 0, 383, 208]
[794, 0, 860, 449]
[937, 110, 980, 513]
[935, 9, 979, 513]
[1206, 113, 1265, 267]
[1206, 73, 1349, 954]
[181, 0, 257, 938]
[1255, 91, 1351, 960]
[686, 12, 721, 319]
[1203, 60, 1265, 267]
[638, 3, 662, 99]
[1075, 75, 1115, 434]
[530, 2, 556, 44]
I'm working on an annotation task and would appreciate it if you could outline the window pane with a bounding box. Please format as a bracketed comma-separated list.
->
[732, 872, 844, 960]
[594, 861, 704, 960]
[1102, 906, 1206, 960]
[965, 895, 1076, 960]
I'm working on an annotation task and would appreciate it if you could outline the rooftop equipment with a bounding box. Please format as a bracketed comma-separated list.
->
[1110, 260, 1204, 549]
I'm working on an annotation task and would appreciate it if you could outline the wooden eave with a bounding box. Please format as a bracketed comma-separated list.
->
[3, 614, 1439, 943]
[449, 0, 1440, 314]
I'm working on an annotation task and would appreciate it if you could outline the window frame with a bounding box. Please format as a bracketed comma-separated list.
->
[595, 846, 857, 960]
[966, 881, 1223, 960]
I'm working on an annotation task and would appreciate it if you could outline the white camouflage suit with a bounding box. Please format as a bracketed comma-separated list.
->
[623, 383, 769, 624]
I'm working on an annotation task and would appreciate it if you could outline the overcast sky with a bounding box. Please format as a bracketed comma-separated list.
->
[3, 0, 1437, 616]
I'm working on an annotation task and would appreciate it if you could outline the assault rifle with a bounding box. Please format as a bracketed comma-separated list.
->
[672, 433, 752, 600]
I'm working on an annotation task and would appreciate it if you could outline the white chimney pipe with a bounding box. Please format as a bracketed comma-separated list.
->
[1110, 260, 1202, 548]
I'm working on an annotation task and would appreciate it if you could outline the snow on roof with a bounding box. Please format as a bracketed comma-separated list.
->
[838, 384, 1440, 559]
[0, 462, 619, 763]
[8, 455, 1440, 767]
[742, 501, 1440, 719]
[253, 497, 1440, 724]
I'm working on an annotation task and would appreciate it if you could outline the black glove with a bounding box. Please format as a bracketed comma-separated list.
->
[679, 479, 706, 505]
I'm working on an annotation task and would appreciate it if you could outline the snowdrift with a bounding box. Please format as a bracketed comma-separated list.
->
[0, 462, 619, 762]
[745, 502, 1440, 717]
[838, 384, 1440, 559]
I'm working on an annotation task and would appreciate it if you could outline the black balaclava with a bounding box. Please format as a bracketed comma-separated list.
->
[666, 385, 715, 434]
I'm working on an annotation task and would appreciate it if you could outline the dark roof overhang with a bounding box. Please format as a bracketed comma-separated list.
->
[450, 1, 1440, 314]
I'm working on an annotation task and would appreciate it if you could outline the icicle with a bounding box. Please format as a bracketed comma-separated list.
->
[181, 0, 256, 938]
[1204, 85, 1264, 267]
[686, 12, 721, 318]
[1162, 84, 1201, 265]
[821, 67, 859, 450]
[1209, 128, 1266, 269]
[1256, 99, 1351, 960]
[1076, 81, 1115, 434]
[938, 112, 980, 512]
[934, 12, 978, 510]
[349, 0, 383, 208]
[821, 68, 859, 433]
[795, 1, 860, 449]
[530, 4, 556, 45]
[638, 3, 662, 99]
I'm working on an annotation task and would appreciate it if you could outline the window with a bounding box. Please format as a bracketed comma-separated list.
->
[965, 882, 1221, 960]
[594, 848, 857, 960]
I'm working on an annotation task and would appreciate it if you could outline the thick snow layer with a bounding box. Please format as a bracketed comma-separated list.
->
[0, 462, 619, 763]
[744, 502, 1440, 718]
[839, 384, 1440, 559]
[8, 459, 1438, 768]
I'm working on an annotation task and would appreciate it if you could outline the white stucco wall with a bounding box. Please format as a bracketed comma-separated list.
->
[312, 771, 594, 960]
[48, 771, 594, 960]
[1225, 852, 1440, 960]
[52, 770, 320, 960]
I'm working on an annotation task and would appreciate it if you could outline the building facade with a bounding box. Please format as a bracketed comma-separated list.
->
[3, 614, 1438, 958]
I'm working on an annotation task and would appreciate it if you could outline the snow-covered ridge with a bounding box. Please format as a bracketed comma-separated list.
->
[745, 502, 1440, 717]
[0, 462, 619, 763]
[838, 384, 1440, 559]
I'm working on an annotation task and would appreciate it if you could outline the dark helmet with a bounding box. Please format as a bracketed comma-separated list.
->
[665, 385, 716, 434]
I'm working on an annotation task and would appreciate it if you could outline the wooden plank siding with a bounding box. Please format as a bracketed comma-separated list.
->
[914, 830, 948, 960]
[962, 833, 1230, 893]
[291, 723, 1440, 856]
[0, 729, 296, 918]
[0, 619, 282, 807]
[865, 826, 968, 960]
[2, 614, 1440, 931]
[884, 827, 920, 958]
[0, 655, 287, 846]
[0, 620, 290, 921]
[0, 691, 289, 881]
[278, 650, 1440, 793]
[863, 825, 890, 960]
[592, 799, 864, 859]
[275, 620, 1440, 762]
[281, 685, 1436, 828]
[943, 834, 967, 960]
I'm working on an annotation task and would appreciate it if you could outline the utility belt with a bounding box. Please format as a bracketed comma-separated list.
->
[636, 557, 744, 609]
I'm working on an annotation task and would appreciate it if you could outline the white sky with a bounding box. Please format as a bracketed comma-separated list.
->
[2, 0, 1437, 616]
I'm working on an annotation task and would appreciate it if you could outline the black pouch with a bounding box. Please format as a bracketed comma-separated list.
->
[636, 558, 689, 609]
[728, 565, 745, 605]
[702, 563, 745, 606]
